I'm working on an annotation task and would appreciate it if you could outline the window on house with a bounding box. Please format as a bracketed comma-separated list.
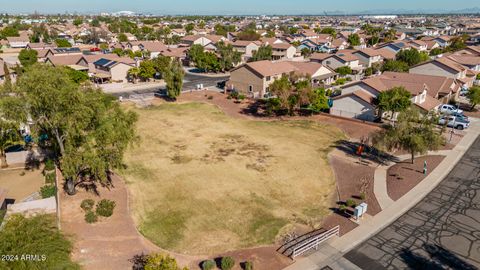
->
[326, 61, 331, 65]
[249, 85, 253, 92]
[266, 76, 271, 81]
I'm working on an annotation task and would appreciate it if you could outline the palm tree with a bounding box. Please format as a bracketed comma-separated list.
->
[127, 67, 140, 84]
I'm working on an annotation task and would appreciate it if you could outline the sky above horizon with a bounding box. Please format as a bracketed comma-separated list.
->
[0, 0, 476, 15]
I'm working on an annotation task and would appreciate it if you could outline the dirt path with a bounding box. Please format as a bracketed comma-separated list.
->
[60, 175, 202, 270]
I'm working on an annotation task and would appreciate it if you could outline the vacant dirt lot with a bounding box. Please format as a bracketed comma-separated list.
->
[387, 155, 446, 201]
[121, 102, 345, 255]
[0, 168, 44, 202]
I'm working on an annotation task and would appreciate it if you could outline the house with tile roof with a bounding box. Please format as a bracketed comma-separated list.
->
[330, 71, 456, 122]
[409, 57, 474, 87]
[227, 60, 336, 98]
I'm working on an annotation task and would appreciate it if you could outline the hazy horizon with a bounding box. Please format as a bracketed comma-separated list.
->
[0, 0, 478, 15]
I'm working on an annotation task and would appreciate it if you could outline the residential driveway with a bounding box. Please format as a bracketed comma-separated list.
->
[344, 136, 480, 269]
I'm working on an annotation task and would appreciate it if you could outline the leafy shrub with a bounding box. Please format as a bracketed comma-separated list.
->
[84, 211, 98, 223]
[338, 204, 347, 212]
[40, 185, 56, 198]
[243, 261, 253, 270]
[80, 199, 95, 211]
[238, 94, 246, 100]
[229, 91, 239, 99]
[360, 192, 366, 200]
[0, 214, 80, 269]
[202, 259, 215, 270]
[346, 199, 356, 208]
[221, 256, 235, 270]
[332, 78, 347, 86]
[96, 199, 116, 217]
[45, 172, 56, 184]
[144, 253, 185, 270]
[44, 159, 55, 171]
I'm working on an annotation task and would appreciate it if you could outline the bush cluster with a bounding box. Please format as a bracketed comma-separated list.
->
[40, 185, 56, 199]
[96, 199, 116, 217]
[85, 211, 98, 223]
[80, 199, 95, 211]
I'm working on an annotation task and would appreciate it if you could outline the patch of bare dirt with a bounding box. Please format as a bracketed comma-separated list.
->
[387, 155, 446, 201]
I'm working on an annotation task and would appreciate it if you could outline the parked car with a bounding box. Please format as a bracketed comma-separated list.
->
[216, 80, 227, 89]
[438, 116, 469, 130]
[450, 111, 469, 122]
[439, 104, 463, 115]
[459, 88, 469, 96]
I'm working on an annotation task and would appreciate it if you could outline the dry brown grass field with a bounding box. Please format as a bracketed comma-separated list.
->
[121, 102, 345, 255]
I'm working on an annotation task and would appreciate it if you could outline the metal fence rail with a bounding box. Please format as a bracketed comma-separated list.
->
[291, 225, 340, 258]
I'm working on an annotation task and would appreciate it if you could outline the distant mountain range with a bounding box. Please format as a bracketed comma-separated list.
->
[323, 7, 480, 15]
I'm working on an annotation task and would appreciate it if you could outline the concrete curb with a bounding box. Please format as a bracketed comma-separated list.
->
[283, 118, 480, 270]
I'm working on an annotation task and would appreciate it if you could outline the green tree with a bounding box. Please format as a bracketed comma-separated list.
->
[188, 44, 206, 68]
[429, 48, 444, 56]
[127, 67, 140, 83]
[0, 214, 80, 269]
[153, 55, 172, 77]
[65, 68, 89, 84]
[185, 23, 195, 34]
[373, 108, 444, 163]
[216, 41, 242, 72]
[15, 64, 137, 195]
[0, 118, 19, 167]
[2, 62, 12, 92]
[90, 19, 100, 27]
[466, 86, 480, 110]
[301, 47, 312, 57]
[55, 38, 71, 47]
[251, 45, 272, 62]
[446, 37, 466, 52]
[347, 33, 361, 46]
[383, 28, 397, 42]
[237, 29, 260, 41]
[118, 33, 128, 42]
[73, 18, 83, 26]
[266, 30, 276, 38]
[164, 60, 184, 100]
[396, 48, 429, 66]
[18, 49, 38, 67]
[335, 66, 352, 76]
[138, 60, 157, 81]
[269, 75, 293, 113]
[376, 86, 412, 120]
[1, 26, 19, 37]
[381, 60, 409, 72]
[319, 27, 336, 38]
[308, 88, 329, 112]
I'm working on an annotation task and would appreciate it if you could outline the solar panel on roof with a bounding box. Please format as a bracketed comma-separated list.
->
[105, 61, 118, 68]
[94, 58, 111, 66]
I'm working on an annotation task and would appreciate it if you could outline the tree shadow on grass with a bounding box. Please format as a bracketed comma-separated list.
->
[333, 140, 398, 165]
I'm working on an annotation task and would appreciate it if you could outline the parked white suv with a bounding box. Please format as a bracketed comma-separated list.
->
[438, 115, 469, 130]
[439, 104, 463, 115]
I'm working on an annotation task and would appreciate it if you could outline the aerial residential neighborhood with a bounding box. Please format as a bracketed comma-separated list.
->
[0, 1, 480, 270]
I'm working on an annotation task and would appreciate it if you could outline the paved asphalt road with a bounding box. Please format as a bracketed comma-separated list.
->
[344, 136, 480, 270]
[110, 73, 229, 98]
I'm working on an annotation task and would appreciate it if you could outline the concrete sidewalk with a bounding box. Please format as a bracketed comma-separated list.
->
[284, 118, 480, 270]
